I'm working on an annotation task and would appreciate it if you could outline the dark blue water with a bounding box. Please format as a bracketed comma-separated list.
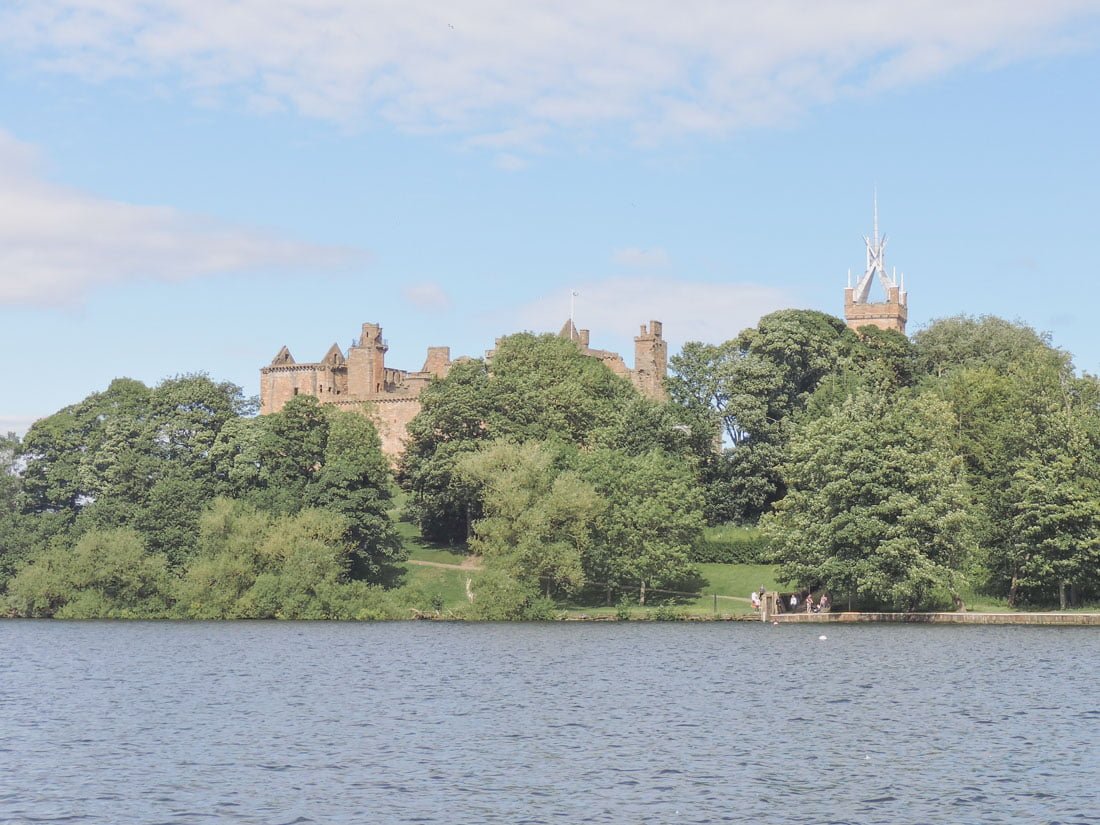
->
[1, 621, 1097, 824]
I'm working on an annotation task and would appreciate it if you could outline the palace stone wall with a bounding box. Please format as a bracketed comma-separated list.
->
[260, 319, 668, 458]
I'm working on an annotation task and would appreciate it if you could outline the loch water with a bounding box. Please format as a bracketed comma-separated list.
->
[1, 621, 1098, 824]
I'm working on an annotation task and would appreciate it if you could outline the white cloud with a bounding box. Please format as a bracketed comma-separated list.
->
[516, 276, 794, 351]
[0, 130, 358, 306]
[613, 247, 670, 268]
[403, 282, 452, 311]
[1, 2, 1096, 145]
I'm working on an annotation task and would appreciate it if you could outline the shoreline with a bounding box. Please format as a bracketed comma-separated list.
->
[766, 611, 1100, 626]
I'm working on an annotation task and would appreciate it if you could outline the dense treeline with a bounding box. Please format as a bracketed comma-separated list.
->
[2, 311, 1098, 617]
[1, 376, 405, 618]
[670, 311, 1100, 609]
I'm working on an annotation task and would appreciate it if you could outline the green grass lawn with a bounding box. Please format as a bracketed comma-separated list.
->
[397, 563, 478, 613]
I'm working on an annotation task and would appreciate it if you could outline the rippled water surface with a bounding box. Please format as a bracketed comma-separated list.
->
[1, 621, 1098, 824]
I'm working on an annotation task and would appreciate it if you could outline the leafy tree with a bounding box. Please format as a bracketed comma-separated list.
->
[668, 310, 856, 523]
[175, 499, 390, 619]
[212, 396, 402, 578]
[764, 390, 976, 611]
[21, 378, 153, 518]
[485, 333, 637, 446]
[399, 360, 492, 541]
[466, 568, 559, 620]
[401, 335, 638, 543]
[930, 344, 1085, 601]
[912, 315, 1069, 378]
[6, 528, 171, 618]
[848, 325, 917, 392]
[1010, 434, 1100, 607]
[0, 432, 33, 587]
[579, 449, 704, 604]
[19, 374, 253, 564]
[173, 498, 273, 618]
[305, 408, 403, 577]
[459, 441, 603, 597]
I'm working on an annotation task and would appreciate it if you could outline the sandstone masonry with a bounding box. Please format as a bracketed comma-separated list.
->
[260, 319, 668, 457]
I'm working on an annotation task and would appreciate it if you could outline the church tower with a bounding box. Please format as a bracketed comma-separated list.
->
[843, 193, 908, 334]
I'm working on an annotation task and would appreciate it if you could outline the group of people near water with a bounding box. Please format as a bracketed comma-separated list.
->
[750, 588, 831, 614]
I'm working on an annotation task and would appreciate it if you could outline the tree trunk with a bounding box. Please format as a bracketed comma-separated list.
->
[1059, 579, 1067, 610]
[639, 580, 646, 606]
[1008, 573, 1020, 608]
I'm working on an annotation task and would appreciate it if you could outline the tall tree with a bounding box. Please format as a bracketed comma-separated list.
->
[911, 314, 1069, 379]
[764, 390, 976, 611]
[579, 449, 704, 604]
[1010, 433, 1100, 607]
[668, 310, 857, 523]
[460, 441, 602, 597]
[400, 334, 639, 543]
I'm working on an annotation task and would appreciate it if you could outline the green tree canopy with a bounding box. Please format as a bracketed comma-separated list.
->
[579, 449, 704, 604]
[401, 333, 641, 543]
[764, 390, 976, 611]
[6, 528, 171, 618]
[912, 315, 1070, 378]
[459, 441, 603, 597]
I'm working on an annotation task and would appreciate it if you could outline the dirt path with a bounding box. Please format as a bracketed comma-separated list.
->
[406, 556, 484, 571]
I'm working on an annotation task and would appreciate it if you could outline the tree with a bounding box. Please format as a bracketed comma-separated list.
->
[459, 441, 603, 597]
[305, 408, 403, 577]
[1010, 438, 1100, 607]
[400, 334, 639, 543]
[764, 390, 976, 611]
[174, 499, 389, 619]
[6, 528, 171, 618]
[579, 449, 704, 604]
[0, 432, 32, 587]
[668, 310, 857, 524]
[18, 374, 253, 564]
[400, 360, 493, 542]
[912, 315, 1069, 379]
[929, 344, 1084, 601]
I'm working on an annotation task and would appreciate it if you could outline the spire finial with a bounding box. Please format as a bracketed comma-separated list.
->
[873, 186, 879, 247]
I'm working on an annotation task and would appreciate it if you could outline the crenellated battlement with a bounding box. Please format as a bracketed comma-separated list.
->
[261, 318, 666, 457]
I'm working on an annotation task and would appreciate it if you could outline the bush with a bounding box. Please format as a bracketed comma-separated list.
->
[652, 604, 687, 621]
[692, 524, 770, 564]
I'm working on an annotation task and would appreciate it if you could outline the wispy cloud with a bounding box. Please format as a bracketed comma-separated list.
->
[2, 2, 1097, 146]
[613, 247, 670, 268]
[516, 276, 794, 350]
[0, 130, 358, 306]
[403, 282, 452, 311]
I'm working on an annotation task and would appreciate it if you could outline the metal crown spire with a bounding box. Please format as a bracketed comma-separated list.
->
[852, 190, 896, 303]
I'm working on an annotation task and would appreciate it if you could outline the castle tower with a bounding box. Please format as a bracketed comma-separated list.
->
[346, 322, 389, 396]
[844, 193, 908, 334]
[633, 320, 668, 399]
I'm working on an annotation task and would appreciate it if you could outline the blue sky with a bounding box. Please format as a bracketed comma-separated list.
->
[2, 1, 1099, 434]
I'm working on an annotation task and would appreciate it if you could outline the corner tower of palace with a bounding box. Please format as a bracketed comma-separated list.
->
[259, 319, 668, 457]
[843, 194, 908, 335]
